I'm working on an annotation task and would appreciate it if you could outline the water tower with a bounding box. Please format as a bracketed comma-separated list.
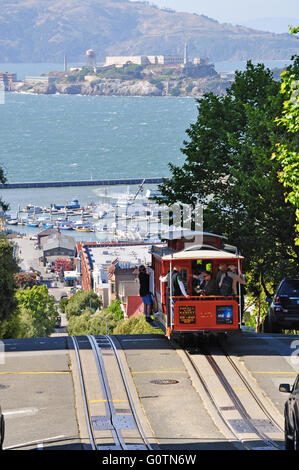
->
[86, 49, 96, 66]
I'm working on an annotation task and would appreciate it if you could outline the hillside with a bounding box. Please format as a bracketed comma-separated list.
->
[0, 0, 298, 63]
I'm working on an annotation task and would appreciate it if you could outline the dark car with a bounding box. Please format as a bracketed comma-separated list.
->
[279, 374, 299, 450]
[263, 278, 299, 333]
[0, 405, 4, 450]
[55, 315, 61, 328]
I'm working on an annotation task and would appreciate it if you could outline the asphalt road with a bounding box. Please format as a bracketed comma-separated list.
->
[0, 330, 298, 451]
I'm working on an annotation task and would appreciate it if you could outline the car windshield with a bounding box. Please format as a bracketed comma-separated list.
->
[279, 280, 299, 296]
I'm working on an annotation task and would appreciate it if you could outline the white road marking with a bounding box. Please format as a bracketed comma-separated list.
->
[3, 435, 65, 450]
[3, 407, 39, 417]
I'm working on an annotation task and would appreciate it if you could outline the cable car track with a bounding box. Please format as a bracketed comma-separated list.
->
[71, 335, 153, 451]
[182, 342, 284, 450]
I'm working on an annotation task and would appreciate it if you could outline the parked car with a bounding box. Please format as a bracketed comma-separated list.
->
[0, 405, 4, 450]
[279, 374, 299, 450]
[263, 278, 299, 333]
[55, 315, 61, 328]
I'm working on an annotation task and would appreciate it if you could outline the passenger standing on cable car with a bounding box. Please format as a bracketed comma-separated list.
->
[138, 265, 152, 322]
[160, 266, 190, 326]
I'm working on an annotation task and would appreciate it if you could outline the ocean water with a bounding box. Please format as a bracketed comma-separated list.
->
[0, 93, 197, 184]
[0, 59, 293, 225]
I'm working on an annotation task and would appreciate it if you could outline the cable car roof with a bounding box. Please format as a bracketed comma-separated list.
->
[161, 230, 227, 240]
[162, 248, 243, 261]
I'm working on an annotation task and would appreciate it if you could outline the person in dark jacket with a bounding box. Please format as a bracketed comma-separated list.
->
[200, 271, 220, 296]
[138, 265, 152, 321]
[160, 266, 190, 327]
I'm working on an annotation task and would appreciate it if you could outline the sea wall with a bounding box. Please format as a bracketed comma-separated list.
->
[0, 177, 167, 189]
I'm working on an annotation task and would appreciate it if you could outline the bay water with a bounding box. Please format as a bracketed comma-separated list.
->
[0, 59, 292, 240]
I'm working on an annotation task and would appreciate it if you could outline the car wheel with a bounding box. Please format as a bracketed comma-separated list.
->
[0, 415, 4, 450]
[285, 417, 294, 450]
[262, 315, 270, 333]
[294, 427, 299, 451]
[268, 315, 282, 334]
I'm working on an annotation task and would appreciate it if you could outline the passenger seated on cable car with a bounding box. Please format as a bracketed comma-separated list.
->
[200, 271, 220, 296]
[192, 266, 205, 295]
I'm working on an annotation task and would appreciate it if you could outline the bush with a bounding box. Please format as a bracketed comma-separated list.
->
[65, 290, 102, 320]
[113, 314, 163, 335]
[67, 309, 117, 336]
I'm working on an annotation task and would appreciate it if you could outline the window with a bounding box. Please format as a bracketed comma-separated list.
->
[279, 280, 299, 295]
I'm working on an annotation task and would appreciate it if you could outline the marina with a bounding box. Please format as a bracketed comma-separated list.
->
[2, 183, 169, 243]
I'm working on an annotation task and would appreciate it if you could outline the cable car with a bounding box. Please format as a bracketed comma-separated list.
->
[151, 230, 244, 340]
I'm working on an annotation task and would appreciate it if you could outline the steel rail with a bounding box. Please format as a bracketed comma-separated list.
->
[182, 342, 284, 450]
[181, 347, 251, 449]
[71, 336, 97, 450]
[88, 335, 152, 450]
[202, 347, 283, 450]
[87, 335, 125, 449]
[220, 345, 284, 434]
[108, 335, 153, 450]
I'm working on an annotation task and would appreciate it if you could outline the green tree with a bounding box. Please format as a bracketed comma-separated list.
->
[105, 300, 124, 322]
[158, 60, 298, 296]
[0, 167, 8, 212]
[272, 29, 299, 244]
[0, 236, 19, 337]
[16, 285, 58, 338]
[65, 290, 102, 320]
[67, 309, 117, 336]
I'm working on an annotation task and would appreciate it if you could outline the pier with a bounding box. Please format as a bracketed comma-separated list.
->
[0, 177, 168, 190]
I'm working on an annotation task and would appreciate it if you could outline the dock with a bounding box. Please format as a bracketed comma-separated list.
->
[0, 177, 168, 189]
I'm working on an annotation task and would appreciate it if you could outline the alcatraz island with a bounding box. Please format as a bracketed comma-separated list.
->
[5, 48, 235, 98]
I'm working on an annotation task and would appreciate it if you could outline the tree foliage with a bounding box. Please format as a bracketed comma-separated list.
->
[0, 236, 18, 337]
[113, 315, 163, 335]
[272, 30, 299, 244]
[16, 285, 58, 338]
[158, 60, 298, 296]
[65, 289, 102, 320]
[67, 309, 117, 336]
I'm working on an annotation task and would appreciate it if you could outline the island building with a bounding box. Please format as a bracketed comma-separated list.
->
[24, 76, 59, 84]
[104, 55, 185, 67]
[0, 72, 17, 90]
[76, 241, 164, 318]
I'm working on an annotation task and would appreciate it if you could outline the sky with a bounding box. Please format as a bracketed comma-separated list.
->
[134, 0, 299, 27]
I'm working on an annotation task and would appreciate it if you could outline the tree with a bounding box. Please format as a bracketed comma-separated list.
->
[67, 310, 117, 336]
[16, 285, 58, 338]
[105, 300, 124, 322]
[0, 236, 19, 337]
[65, 290, 102, 320]
[14, 272, 39, 289]
[272, 29, 299, 244]
[0, 167, 8, 212]
[158, 60, 298, 296]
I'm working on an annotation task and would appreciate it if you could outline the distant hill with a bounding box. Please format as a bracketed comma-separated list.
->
[239, 17, 299, 35]
[0, 0, 298, 63]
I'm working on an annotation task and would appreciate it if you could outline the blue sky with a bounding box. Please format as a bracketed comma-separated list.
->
[132, 0, 299, 24]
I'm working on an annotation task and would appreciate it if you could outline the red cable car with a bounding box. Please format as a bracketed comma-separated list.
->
[151, 230, 244, 340]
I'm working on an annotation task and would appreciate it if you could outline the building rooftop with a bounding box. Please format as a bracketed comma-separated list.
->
[83, 243, 156, 271]
[43, 232, 76, 252]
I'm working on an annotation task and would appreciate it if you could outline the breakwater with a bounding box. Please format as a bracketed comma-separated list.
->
[0, 177, 168, 189]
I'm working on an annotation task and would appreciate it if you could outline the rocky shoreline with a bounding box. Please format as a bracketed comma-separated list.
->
[10, 76, 233, 97]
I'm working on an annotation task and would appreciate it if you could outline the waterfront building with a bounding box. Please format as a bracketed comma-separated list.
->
[42, 232, 76, 263]
[76, 241, 162, 316]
